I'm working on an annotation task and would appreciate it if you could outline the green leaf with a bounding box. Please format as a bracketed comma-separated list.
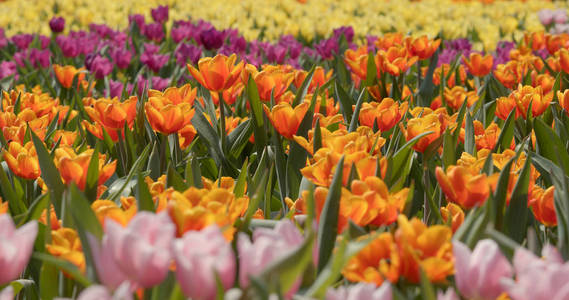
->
[464, 112, 476, 155]
[108, 143, 151, 202]
[534, 118, 569, 176]
[185, 155, 203, 188]
[31, 130, 65, 216]
[494, 109, 516, 153]
[167, 164, 189, 192]
[317, 156, 345, 273]
[418, 51, 439, 107]
[363, 53, 377, 87]
[504, 152, 531, 243]
[34, 252, 91, 287]
[39, 263, 58, 300]
[84, 146, 100, 202]
[292, 65, 315, 106]
[385, 131, 433, 190]
[313, 118, 323, 153]
[419, 268, 437, 300]
[335, 82, 353, 124]
[493, 157, 515, 231]
[442, 130, 456, 169]
[0, 162, 26, 217]
[247, 76, 268, 155]
[137, 170, 155, 212]
[348, 89, 366, 132]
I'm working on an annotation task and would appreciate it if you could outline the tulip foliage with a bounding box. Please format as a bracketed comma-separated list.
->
[3, 3, 569, 300]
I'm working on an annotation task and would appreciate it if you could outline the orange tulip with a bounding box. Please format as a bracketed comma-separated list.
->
[253, 66, 294, 102]
[0, 198, 7, 215]
[52, 130, 78, 147]
[187, 54, 244, 92]
[57, 149, 117, 190]
[401, 113, 443, 153]
[557, 89, 569, 117]
[523, 31, 546, 51]
[395, 215, 453, 283]
[493, 61, 521, 90]
[512, 85, 552, 119]
[150, 84, 197, 106]
[92, 198, 137, 228]
[342, 232, 401, 286]
[495, 96, 519, 120]
[344, 46, 369, 81]
[53, 64, 86, 89]
[84, 96, 138, 131]
[210, 81, 244, 105]
[430, 64, 467, 88]
[2, 141, 40, 180]
[375, 33, 404, 50]
[376, 46, 418, 77]
[435, 166, 490, 209]
[529, 185, 556, 227]
[358, 98, 408, 131]
[263, 102, 309, 139]
[39, 205, 61, 230]
[145, 95, 194, 134]
[46, 227, 86, 274]
[440, 202, 464, 233]
[443, 86, 479, 110]
[405, 35, 441, 60]
[294, 66, 333, 92]
[532, 73, 555, 94]
[463, 53, 494, 77]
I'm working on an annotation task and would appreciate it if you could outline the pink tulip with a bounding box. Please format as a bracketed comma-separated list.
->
[553, 9, 568, 24]
[539, 9, 555, 25]
[173, 225, 235, 300]
[453, 239, 512, 300]
[0, 286, 13, 300]
[503, 245, 569, 300]
[437, 289, 459, 300]
[237, 220, 304, 298]
[0, 215, 38, 285]
[77, 283, 132, 300]
[106, 212, 175, 288]
[326, 282, 392, 300]
[87, 234, 128, 290]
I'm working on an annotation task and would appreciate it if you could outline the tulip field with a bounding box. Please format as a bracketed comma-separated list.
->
[3, 0, 569, 299]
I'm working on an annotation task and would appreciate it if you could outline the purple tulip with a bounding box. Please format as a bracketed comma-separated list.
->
[333, 26, 354, 43]
[90, 24, 113, 39]
[199, 27, 224, 50]
[314, 38, 339, 60]
[111, 47, 132, 69]
[108, 79, 125, 98]
[171, 25, 193, 43]
[39, 35, 51, 49]
[56, 36, 79, 57]
[0, 29, 7, 49]
[49, 16, 65, 33]
[0, 215, 38, 285]
[11, 34, 34, 49]
[128, 14, 146, 31]
[175, 43, 202, 66]
[173, 225, 235, 300]
[140, 51, 169, 73]
[28, 49, 51, 68]
[89, 56, 113, 79]
[151, 5, 169, 23]
[453, 240, 512, 300]
[144, 23, 164, 42]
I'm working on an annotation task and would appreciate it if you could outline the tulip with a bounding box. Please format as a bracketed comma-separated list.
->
[84, 96, 138, 131]
[402, 113, 443, 153]
[105, 212, 175, 288]
[463, 53, 493, 77]
[358, 98, 407, 131]
[263, 102, 309, 139]
[188, 54, 244, 92]
[326, 282, 392, 300]
[376, 46, 418, 77]
[2, 141, 40, 180]
[173, 225, 235, 300]
[453, 239, 512, 300]
[144, 97, 194, 135]
[77, 283, 132, 300]
[46, 227, 86, 274]
[58, 149, 116, 190]
[405, 35, 441, 60]
[395, 215, 453, 283]
[435, 166, 490, 209]
[0, 286, 13, 300]
[437, 289, 459, 300]
[342, 232, 400, 286]
[503, 245, 569, 300]
[529, 185, 557, 227]
[53, 64, 85, 89]
[238, 220, 304, 296]
[344, 46, 369, 81]
[0, 200, 7, 215]
[87, 234, 128, 290]
[151, 5, 169, 23]
[443, 86, 478, 110]
[0, 215, 38, 285]
[440, 202, 464, 233]
[253, 67, 295, 102]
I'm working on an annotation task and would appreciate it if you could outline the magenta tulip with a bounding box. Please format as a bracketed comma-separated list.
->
[0, 215, 38, 285]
